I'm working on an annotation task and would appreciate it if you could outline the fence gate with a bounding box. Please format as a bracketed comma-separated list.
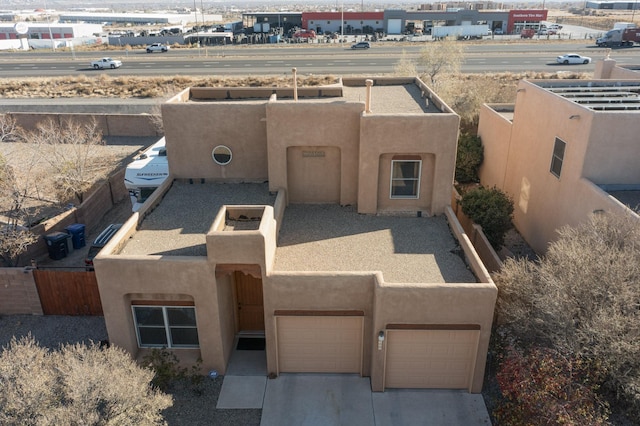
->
[33, 270, 103, 316]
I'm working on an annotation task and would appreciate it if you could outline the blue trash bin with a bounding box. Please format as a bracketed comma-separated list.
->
[65, 223, 86, 249]
[44, 232, 68, 260]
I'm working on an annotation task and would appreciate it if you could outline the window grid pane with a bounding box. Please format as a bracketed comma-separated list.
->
[391, 160, 421, 198]
[133, 306, 199, 349]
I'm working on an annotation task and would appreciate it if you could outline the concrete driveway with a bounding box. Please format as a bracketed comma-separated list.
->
[259, 374, 491, 426]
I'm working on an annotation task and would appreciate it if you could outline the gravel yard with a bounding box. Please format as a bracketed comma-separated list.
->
[0, 314, 262, 425]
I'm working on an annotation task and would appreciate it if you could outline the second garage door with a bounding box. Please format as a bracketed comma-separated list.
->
[384, 329, 479, 390]
[276, 316, 363, 374]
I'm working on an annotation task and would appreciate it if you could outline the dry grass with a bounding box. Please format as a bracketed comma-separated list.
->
[0, 75, 340, 99]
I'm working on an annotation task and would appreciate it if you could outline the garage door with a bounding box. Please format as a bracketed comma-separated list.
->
[277, 316, 363, 374]
[387, 19, 402, 35]
[384, 329, 479, 389]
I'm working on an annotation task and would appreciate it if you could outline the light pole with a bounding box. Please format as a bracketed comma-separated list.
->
[341, 1, 344, 43]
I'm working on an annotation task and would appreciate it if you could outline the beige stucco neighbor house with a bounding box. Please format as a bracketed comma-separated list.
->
[94, 77, 497, 393]
[477, 65, 640, 254]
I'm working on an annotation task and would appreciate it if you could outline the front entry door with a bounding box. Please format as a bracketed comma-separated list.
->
[235, 271, 265, 332]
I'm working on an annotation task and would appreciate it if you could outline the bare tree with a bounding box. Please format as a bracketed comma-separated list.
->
[0, 114, 22, 142]
[495, 212, 640, 416]
[27, 118, 109, 204]
[393, 49, 418, 76]
[418, 37, 465, 87]
[0, 335, 173, 426]
[0, 153, 42, 266]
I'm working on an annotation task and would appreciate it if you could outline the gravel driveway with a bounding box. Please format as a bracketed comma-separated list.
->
[0, 314, 261, 426]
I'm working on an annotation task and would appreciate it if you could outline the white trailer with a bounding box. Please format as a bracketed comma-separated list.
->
[124, 137, 169, 212]
[432, 24, 489, 40]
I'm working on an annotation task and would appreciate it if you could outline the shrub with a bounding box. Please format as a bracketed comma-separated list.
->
[0, 335, 172, 426]
[495, 345, 610, 425]
[460, 185, 513, 249]
[494, 212, 640, 419]
[455, 133, 483, 183]
[143, 348, 204, 395]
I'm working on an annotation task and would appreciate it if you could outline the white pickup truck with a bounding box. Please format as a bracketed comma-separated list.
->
[146, 43, 170, 53]
[90, 57, 122, 69]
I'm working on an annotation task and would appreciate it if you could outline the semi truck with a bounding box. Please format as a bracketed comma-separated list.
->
[124, 137, 169, 212]
[596, 27, 640, 47]
[432, 24, 489, 40]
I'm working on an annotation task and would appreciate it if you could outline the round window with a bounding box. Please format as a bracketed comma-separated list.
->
[212, 145, 232, 165]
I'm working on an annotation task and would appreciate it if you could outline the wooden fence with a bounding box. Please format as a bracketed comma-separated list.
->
[33, 269, 102, 316]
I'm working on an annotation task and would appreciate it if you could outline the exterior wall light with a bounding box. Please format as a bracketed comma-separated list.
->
[377, 330, 385, 350]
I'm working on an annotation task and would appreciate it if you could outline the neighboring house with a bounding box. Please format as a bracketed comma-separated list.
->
[477, 62, 640, 254]
[94, 77, 497, 393]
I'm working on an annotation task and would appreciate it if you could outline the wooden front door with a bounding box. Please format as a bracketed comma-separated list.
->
[235, 271, 264, 332]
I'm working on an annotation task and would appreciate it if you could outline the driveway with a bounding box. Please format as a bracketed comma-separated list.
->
[259, 374, 491, 426]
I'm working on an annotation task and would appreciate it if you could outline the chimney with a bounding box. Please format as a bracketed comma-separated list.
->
[365, 79, 373, 113]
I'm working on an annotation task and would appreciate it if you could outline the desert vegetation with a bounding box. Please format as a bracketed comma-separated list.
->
[0, 335, 172, 425]
[491, 213, 640, 424]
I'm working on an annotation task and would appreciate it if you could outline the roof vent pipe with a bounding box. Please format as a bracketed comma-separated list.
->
[292, 68, 298, 101]
[365, 79, 373, 113]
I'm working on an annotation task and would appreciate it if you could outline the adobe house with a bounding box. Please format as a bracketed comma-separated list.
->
[477, 72, 640, 254]
[94, 76, 497, 393]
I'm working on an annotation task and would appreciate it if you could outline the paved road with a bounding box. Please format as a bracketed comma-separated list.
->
[2, 39, 639, 77]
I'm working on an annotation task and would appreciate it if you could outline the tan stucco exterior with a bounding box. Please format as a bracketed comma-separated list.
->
[95, 78, 497, 393]
[478, 71, 640, 254]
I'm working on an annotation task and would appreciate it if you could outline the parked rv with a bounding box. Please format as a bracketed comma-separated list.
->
[124, 138, 169, 212]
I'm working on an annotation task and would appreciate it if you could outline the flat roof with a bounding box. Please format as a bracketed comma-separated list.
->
[120, 182, 475, 284]
[535, 81, 640, 111]
[186, 83, 441, 114]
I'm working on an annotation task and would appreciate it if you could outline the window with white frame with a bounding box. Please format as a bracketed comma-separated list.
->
[390, 159, 421, 198]
[550, 137, 566, 178]
[132, 305, 199, 348]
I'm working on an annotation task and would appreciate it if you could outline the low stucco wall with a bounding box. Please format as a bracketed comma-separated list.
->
[0, 268, 42, 315]
[9, 113, 159, 137]
[477, 103, 513, 190]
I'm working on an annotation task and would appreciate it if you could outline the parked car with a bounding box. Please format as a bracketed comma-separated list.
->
[556, 53, 592, 65]
[494, 28, 504, 35]
[146, 43, 170, 53]
[539, 28, 557, 36]
[351, 41, 371, 49]
[85, 224, 123, 269]
[90, 57, 122, 69]
[520, 29, 536, 39]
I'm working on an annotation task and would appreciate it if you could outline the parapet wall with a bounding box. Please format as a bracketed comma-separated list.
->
[7, 113, 159, 137]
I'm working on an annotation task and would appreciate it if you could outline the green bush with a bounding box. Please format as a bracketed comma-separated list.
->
[455, 133, 483, 183]
[460, 185, 513, 249]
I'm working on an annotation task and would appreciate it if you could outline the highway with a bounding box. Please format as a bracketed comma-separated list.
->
[1, 41, 639, 77]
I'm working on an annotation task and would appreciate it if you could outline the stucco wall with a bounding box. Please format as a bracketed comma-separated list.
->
[10, 113, 159, 137]
[480, 79, 640, 254]
[0, 268, 42, 315]
[370, 281, 497, 393]
[358, 114, 460, 215]
[502, 80, 595, 253]
[477, 103, 513, 189]
[94, 257, 225, 372]
[266, 101, 363, 205]
[583, 113, 640, 185]
[264, 272, 376, 376]
[161, 102, 268, 180]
